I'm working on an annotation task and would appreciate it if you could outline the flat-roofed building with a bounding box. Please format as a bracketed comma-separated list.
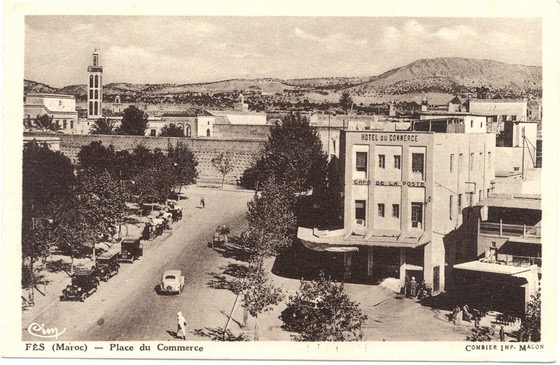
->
[23, 93, 79, 133]
[298, 119, 496, 295]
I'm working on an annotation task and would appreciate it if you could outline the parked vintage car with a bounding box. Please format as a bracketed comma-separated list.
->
[160, 269, 185, 294]
[96, 249, 121, 281]
[119, 236, 143, 263]
[60, 268, 100, 302]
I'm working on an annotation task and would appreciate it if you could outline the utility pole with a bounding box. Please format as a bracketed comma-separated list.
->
[521, 127, 526, 180]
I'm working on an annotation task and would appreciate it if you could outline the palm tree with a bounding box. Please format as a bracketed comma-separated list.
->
[90, 118, 115, 135]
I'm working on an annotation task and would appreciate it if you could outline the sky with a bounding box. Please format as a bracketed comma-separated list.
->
[24, 16, 542, 88]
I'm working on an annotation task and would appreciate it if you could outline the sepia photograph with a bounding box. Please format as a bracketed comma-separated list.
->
[2, 0, 558, 362]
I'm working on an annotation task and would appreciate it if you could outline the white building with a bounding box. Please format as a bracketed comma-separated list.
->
[23, 93, 79, 133]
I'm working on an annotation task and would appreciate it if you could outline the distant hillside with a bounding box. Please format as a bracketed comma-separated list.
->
[346, 57, 542, 96]
[24, 57, 542, 101]
[24, 79, 58, 94]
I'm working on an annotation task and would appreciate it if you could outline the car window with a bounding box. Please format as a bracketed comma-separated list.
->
[164, 275, 176, 280]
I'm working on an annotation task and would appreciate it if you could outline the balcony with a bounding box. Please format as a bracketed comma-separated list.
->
[478, 220, 541, 239]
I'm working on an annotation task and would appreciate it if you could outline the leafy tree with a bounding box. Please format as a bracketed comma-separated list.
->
[168, 142, 199, 195]
[520, 290, 541, 342]
[253, 113, 325, 193]
[118, 105, 148, 135]
[131, 148, 176, 203]
[52, 170, 127, 269]
[211, 152, 235, 188]
[160, 124, 185, 137]
[339, 91, 353, 114]
[77, 141, 117, 175]
[34, 114, 59, 131]
[90, 118, 115, 135]
[237, 264, 284, 340]
[466, 325, 494, 342]
[281, 272, 367, 341]
[22, 141, 74, 289]
[243, 176, 297, 259]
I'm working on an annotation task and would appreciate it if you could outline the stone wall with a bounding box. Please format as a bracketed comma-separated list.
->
[58, 134, 265, 184]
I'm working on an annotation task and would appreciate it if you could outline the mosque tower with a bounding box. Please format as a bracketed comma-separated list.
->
[87, 49, 103, 119]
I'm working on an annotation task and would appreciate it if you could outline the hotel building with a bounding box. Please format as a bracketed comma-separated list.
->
[298, 119, 496, 294]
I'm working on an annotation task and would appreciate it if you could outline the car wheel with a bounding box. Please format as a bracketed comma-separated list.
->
[80, 292, 87, 302]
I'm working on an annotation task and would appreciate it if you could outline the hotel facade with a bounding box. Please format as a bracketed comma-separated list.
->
[299, 121, 496, 294]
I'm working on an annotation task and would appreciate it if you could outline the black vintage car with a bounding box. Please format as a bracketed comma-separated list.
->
[96, 249, 121, 281]
[119, 236, 143, 263]
[60, 268, 100, 302]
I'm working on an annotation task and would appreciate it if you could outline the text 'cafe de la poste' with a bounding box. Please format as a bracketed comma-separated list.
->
[298, 118, 496, 295]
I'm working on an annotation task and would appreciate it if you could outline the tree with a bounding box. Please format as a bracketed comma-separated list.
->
[160, 124, 185, 137]
[281, 272, 367, 341]
[211, 152, 235, 188]
[168, 142, 199, 195]
[118, 105, 148, 135]
[77, 141, 117, 175]
[90, 118, 115, 135]
[22, 141, 74, 292]
[238, 264, 284, 340]
[34, 114, 59, 131]
[339, 91, 353, 114]
[243, 176, 296, 259]
[520, 290, 541, 342]
[52, 170, 127, 270]
[253, 113, 325, 193]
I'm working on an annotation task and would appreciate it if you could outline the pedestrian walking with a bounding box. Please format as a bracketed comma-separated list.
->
[499, 325, 505, 342]
[200, 197, 205, 208]
[410, 277, 418, 298]
[177, 311, 187, 340]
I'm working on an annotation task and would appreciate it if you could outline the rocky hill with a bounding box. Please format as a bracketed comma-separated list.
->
[346, 57, 542, 97]
[24, 57, 542, 100]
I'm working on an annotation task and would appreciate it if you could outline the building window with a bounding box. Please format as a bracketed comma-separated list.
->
[355, 200, 366, 224]
[394, 155, 401, 169]
[479, 152, 483, 170]
[469, 153, 474, 171]
[150, 129, 157, 137]
[471, 120, 474, 128]
[89, 75, 93, 88]
[70, 120, 74, 129]
[449, 195, 454, 220]
[186, 125, 191, 138]
[412, 153, 424, 179]
[450, 154, 454, 173]
[378, 203, 385, 217]
[95, 75, 99, 88]
[459, 153, 464, 171]
[480, 121, 483, 128]
[63, 120, 67, 129]
[94, 101, 98, 115]
[392, 204, 400, 218]
[89, 90, 93, 99]
[479, 190, 483, 201]
[356, 152, 367, 172]
[89, 101, 93, 115]
[411, 203, 423, 229]
[206, 129, 211, 137]
[458, 194, 462, 214]
[95, 90, 99, 99]
[378, 154, 385, 169]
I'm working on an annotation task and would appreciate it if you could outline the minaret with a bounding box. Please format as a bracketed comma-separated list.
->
[87, 49, 103, 119]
